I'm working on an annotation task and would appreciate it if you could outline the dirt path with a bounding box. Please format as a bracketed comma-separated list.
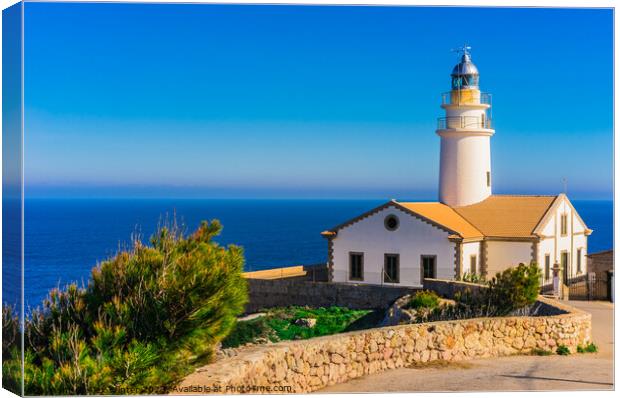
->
[319, 301, 614, 392]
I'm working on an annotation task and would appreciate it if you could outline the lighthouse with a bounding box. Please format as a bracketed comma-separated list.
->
[323, 46, 591, 288]
[437, 46, 494, 207]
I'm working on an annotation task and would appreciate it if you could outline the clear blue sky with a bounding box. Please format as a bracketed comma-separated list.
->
[23, 3, 613, 199]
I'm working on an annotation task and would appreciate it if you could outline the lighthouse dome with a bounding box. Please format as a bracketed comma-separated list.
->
[451, 52, 479, 89]
[451, 53, 479, 76]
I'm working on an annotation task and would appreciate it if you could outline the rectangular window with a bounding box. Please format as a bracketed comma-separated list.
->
[545, 254, 551, 281]
[384, 254, 399, 283]
[560, 214, 568, 236]
[470, 255, 477, 275]
[421, 255, 436, 280]
[486, 171, 491, 187]
[349, 252, 363, 281]
[577, 249, 582, 273]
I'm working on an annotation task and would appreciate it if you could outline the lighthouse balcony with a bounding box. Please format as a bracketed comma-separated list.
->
[437, 116, 492, 130]
[441, 91, 492, 106]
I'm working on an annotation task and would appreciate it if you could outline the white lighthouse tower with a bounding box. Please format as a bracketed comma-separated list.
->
[437, 46, 494, 207]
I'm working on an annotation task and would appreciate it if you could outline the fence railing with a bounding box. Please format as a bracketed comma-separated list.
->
[437, 116, 492, 130]
[541, 272, 612, 301]
[539, 275, 555, 294]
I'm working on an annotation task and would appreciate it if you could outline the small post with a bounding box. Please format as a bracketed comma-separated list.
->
[587, 272, 596, 301]
[552, 262, 561, 298]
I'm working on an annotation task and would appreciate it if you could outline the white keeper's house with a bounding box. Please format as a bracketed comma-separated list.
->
[321, 48, 591, 288]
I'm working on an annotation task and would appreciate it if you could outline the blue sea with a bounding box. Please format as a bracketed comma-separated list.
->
[2, 199, 614, 309]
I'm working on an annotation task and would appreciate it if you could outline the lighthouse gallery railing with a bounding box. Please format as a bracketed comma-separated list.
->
[437, 116, 492, 130]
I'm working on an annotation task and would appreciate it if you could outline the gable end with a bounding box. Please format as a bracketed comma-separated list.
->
[322, 200, 462, 238]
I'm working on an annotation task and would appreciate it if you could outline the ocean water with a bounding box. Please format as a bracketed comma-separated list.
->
[5, 198, 614, 309]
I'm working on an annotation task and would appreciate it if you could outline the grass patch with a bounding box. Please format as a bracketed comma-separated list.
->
[530, 348, 553, 356]
[405, 291, 440, 310]
[222, 306, 372, 348]
[556, 345, 571, 355]
[577, 342, 598, 353]
[220, 316, 274, 348]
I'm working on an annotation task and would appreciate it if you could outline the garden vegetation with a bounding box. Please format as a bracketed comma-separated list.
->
[2, 220, 248, 395]
[577, 342, 598, 353]
[416, 262, 542, 322]
[405, 291, 440, 310]
[221, 306, 372, 348]
[556, 345, 571, 355]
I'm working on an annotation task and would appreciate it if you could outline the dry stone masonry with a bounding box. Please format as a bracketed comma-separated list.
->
[172, 297, 591, 394]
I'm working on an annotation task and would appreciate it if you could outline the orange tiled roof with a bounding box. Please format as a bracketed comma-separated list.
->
[325, 195, 566, 240]
[452, 195, 558, 238]
[397, 202, 484, 239]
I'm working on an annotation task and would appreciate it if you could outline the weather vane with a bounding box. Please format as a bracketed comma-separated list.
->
[452, 44, 472, 57]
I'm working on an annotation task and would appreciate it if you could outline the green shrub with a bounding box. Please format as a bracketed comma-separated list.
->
[556, 345, 571, 355]
[530, 348, 552, 356]
[2, 219, 248, 395]
[485, 262, 541, 315]
[2, 305, 21, 395]
[585, 343, 598, 353]
[577, 342, 598, 353]
[406, 291, 440, 310]
[221, 316, 274, 348]
[459, 272, 485, 284]
[420, 263, 542, 323]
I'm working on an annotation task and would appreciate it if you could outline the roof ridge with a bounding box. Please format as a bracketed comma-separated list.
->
[398, 201, 484, 238]
[451, 206, 484, 233]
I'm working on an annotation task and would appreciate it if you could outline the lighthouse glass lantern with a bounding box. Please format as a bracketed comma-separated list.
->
[451, 53, 479, 90]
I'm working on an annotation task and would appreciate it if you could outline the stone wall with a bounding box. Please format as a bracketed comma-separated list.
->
[587, 250, 613, 276]
[422, 278, 486, 299]
[173, 297, 591, 394]
[246, 279, 419, 313]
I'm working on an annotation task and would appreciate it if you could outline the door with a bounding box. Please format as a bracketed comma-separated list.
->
[561, 251, 569, 284]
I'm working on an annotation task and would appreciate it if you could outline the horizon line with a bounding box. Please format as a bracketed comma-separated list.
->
[17, 195, 615, 201]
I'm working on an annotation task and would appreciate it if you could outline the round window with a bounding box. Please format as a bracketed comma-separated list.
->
[384, 215, 399, 231]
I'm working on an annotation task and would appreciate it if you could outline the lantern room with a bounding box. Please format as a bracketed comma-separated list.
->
[451, 52, 479, 90]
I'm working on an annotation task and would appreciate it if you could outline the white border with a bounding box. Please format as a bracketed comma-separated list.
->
[0, 2, 616, 398]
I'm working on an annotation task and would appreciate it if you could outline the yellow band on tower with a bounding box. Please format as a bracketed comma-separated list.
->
[450, 89, 480, 105]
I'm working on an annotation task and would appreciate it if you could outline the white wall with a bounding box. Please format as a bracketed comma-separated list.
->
[331, 205, 455, 287]
[486, 241, 533, 277]
[438, 133, 493, 207]
[535, 196, 589, 280]
[538, 237, 555, 283]
[461, 241, 481, 275]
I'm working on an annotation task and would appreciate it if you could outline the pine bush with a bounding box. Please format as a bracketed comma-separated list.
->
[485, 262, 541, 315]
[2, 219, 247, 395]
